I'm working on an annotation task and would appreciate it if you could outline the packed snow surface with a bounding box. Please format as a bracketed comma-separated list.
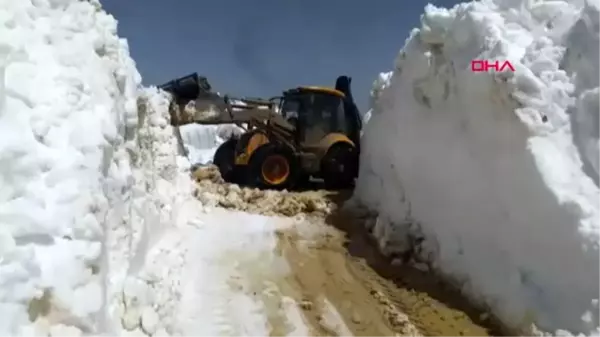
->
[356, 0, 599, 334]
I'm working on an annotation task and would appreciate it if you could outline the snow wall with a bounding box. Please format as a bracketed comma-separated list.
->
[180, 124, 244, 165]
[355, 0, 599, 335]
[0, 0, 197, 334]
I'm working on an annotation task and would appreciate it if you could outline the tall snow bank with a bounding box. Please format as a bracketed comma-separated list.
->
[0, 0, 192, 335]
[561, 2, 600, 185]
[356, 0, 599, 334]
[105, 89, 205, 336]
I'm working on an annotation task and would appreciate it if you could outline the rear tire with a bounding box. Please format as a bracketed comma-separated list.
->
[247, 144, 298, 190]
[321, 142, 358, 190]
[213, 138, 240, 183]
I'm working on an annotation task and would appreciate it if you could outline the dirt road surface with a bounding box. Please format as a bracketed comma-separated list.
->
[192, 166, 507, 336]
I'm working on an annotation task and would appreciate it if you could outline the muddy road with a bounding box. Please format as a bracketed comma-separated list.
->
[192, 166, 507, 336]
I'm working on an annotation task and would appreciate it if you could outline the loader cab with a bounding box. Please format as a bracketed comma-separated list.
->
[279, 87, 351, 147]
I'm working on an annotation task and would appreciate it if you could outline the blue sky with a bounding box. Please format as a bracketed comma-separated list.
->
[102, 0, 459, 111]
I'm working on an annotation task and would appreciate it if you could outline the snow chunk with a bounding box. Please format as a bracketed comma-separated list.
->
[140, 306, 159, 335]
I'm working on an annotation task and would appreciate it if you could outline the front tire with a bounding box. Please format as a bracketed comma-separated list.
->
[247, 144, 298, 190]
[213, 138, 240, 183]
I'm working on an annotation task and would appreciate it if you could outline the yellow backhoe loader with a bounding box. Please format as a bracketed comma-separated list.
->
[159, 73, 362, 190]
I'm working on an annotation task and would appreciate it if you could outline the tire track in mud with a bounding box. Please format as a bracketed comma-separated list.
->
[272, 225, 419, 336]
[192, 166, 508, 336]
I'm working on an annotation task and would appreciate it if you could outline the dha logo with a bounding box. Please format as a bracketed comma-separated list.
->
[471, 60, 515, 72]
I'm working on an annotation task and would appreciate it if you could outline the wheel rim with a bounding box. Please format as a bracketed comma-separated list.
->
[261, 154, 290, 185]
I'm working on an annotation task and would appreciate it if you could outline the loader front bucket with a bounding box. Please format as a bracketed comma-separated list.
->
[159, 72, 212, 103]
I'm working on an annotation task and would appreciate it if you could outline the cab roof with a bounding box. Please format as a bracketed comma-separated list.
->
[290, 86, 345, 98]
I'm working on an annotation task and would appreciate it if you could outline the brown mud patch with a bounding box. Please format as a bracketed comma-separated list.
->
[272, 224, 420, 336]
[325, 196, 508, 336]
[192, 166, 509, 336]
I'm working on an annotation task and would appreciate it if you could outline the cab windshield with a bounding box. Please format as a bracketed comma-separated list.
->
[280, 91, 346, 140]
